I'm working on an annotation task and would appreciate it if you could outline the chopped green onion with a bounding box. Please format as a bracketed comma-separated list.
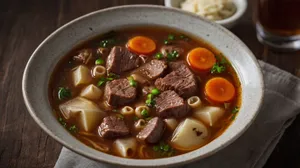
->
[155, 52, 163, 59]
[168, 34, 175, 40]
[58, 117, 67, 127]
[112, 109, 118, 112]
[232, 106, 239, 114]
[141, 109, 149, 118]
[58, 87, 71, 100]
[106, 77, 114, 81]
[153, 146, 159, 152]
[69, 125, 78, 133]
[133, 116, 139, 121]
[97, 77, 107, 86]
[127, 76, 137, 87]
[116, 114, 124, 119]
[231, 106, 239, 120]
[108, 73, 120, 79]
[95, 58, 104, 65]
[164, 39, 169, 45]
[100, 38, 116, 48]
[151, 88, 160, 96]
[167, 50, 180, 61]
[163, 144, 170, 152]
[145, 117, 153, 121]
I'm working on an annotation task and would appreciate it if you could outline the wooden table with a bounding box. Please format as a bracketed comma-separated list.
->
[0, 0, 299, 167]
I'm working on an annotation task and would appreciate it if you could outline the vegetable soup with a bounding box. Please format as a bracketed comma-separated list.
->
[49, 27, 241, 159]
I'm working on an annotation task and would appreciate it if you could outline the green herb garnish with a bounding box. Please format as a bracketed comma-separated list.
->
[69, 125, 78, 133]
[153, 141, 175, 157]
[97, 77, 107, 86]
[116, 114, 124, 119]
[95, 58, 104, 65]
[211, 56, 227, 74]
[97, 73, 119, 86]
[100, 38, 116, 48]
[127, 76, 137, 87]
[133, 116, 139, 121]
[168, 34, 175, 41]
[231, 106, 239, 120]
[141, 109, 149, 118]
[164, 39, 170, 45]
[167, 50, 180, 61]
[155, 52, 163, 60]
[58, 87, 71, 100]
[58, 117, 67, 127]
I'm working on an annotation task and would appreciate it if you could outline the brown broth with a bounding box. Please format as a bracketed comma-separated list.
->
[49, 26, 241, 159]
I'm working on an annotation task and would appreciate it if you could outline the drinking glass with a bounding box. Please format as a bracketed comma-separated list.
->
[253, 0, 300, 51]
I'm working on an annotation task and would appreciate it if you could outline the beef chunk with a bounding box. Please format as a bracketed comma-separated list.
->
[73, 49, 93, 64]
[106, 46, 141, 74]
[155, 90, 190, 118]
[155, 61, 198, 98]
[133, 59, 167, 80]
[136, 117, 165, 143]
[104, 78, 137, 107]
[98, 116, 130, 139]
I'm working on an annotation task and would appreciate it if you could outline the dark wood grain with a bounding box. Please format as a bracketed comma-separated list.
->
[0, 0, 299, 168]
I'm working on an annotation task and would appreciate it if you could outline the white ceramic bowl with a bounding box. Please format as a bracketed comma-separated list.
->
[22, 5, 263, 168]
[164, 0, 248, 28]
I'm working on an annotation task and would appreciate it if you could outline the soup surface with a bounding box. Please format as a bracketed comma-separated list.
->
[49, 27, 241, 159]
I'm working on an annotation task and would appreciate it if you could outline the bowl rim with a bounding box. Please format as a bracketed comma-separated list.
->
[22, 4, 264, 167]
[164, 0, 248, 26]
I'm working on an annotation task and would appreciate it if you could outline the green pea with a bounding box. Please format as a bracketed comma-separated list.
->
[141, 109, 149, 118]
[155, 52, 163, 59]
[95, 58, 104, 65]
[151, 88, 160, 96]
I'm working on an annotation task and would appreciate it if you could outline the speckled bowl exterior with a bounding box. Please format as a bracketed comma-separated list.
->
[22, 5, 263, 168]
[164, 0, 248, 29]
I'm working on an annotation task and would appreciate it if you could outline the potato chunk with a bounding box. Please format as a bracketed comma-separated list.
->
[171, 118, 209, 151]
[113, 138, 137, 158]
[193, 106, 225, 126]
[80, 84, 102, 100]
[59, 97, 106, 132]
[72, 65, 92, 86]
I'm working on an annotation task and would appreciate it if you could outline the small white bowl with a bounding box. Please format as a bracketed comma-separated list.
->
[164, 0, 248, 29]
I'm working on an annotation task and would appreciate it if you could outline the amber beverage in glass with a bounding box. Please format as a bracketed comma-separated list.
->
[254, 0, 300, 51]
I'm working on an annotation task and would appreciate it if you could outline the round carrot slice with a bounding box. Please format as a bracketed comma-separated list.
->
[205, 77, 235, 103]
[187, 47, 216, 71]
[127, 36, 156, 55]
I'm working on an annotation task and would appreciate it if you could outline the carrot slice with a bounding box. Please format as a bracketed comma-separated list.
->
[127, 36, 156, 55]
[205, 77, 235, 103]
[187, 47, 216, 71]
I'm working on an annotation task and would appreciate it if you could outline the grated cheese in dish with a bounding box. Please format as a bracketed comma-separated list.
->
[180, 0, 237, 21]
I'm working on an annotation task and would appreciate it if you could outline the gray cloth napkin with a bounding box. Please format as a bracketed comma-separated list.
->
[55, 61, 300, 168]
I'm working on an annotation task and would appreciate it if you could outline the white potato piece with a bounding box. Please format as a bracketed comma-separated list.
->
[113, 138, 137, 158]
[80, 84, 102, 100]
[72, 65, 92, 86]
[193, 106, 225, 126]
[171, 118, 209, 151]
[59, 97, 106, 132]
[164, 118, 178, 131]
